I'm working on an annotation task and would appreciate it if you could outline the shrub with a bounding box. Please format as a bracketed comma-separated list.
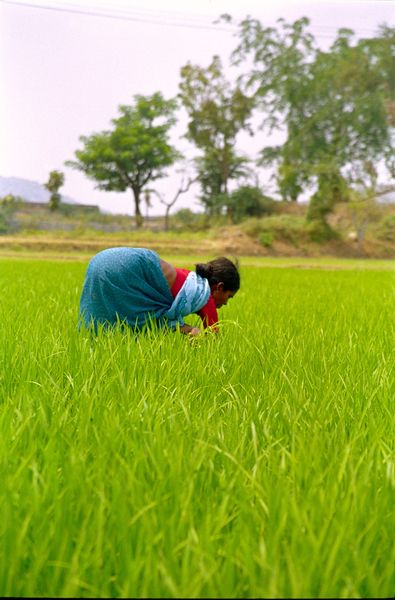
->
[0, 195, 17, 233]
[374, 213, 395, 241]
[241, 217, 267, 238]
[173, 208, 207, 231]
[243, 215, 308, 246]
[259, 231, 274, 247]
[307, 220, 338, 242]
[228, 186, 276, 223]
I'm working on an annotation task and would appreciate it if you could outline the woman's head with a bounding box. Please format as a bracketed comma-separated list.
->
[195, 257, 240, 308]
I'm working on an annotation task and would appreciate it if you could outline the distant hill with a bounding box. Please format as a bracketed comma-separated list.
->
[0, 176, 79, 205]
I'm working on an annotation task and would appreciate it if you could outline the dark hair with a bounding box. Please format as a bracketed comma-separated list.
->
[195, 257, 240, 292]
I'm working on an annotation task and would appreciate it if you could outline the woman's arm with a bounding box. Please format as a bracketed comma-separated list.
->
[197, 295, 219, 331]
[159, 258, 177, 288]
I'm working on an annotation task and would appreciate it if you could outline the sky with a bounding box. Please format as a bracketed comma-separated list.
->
[1, 0, 395, 216]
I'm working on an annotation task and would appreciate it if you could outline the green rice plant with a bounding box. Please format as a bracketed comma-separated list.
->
[0, 257, 394, 598]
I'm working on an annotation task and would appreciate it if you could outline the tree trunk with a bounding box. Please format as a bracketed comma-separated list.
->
[132, 188, 143, 228]
[164, 206, 170, 231]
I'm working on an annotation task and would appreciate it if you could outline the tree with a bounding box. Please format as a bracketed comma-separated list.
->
[66, 93, 180, 227]
[149, 169, 197, 231]
[194, 149, 251, 216]
[232, 17, 395, 222]
[178, 55, 254, 214]
[306, 163, 349, 237]
[232, 16, 316, 203]
[44, 170, 65, 211]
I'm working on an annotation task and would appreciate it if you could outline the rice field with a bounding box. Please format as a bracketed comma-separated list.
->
[0, 256, 394, 598]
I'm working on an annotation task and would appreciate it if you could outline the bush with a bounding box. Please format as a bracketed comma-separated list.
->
[0, 212, 9, 234]
[228, 186, 276, 223]
[173, 208, 207, 231]
[307, 220, 338, 242]
[0, 195, 17, 233]
[374, 213, 395, 241]
[259, 231, 274, 247]
[243, 215, 308, 247]
[241, 217, 268, 238]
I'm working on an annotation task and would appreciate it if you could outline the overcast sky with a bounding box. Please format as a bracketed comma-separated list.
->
[1, 0, 394, 215]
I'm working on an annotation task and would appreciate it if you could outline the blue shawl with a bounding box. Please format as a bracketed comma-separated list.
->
[79, 247, 210, 331]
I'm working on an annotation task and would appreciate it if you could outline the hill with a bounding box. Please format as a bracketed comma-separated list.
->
[0, 175, 79, 205]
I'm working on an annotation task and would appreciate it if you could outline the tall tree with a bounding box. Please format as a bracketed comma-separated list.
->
[232, 16, 316, 204]
[44, 170, 65, 211]
[66, 93, 180, 227]
[232, 17, 395, 222]
[178, 55, 254, 214]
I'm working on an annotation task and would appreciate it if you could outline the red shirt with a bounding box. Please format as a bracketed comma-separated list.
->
[170, 268, 218, 328]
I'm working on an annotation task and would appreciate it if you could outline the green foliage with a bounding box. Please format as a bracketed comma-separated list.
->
[202, 192, 230, 217]
[306, 169, 349, 226]
[48, 192, 61, 212]
[228, 185, 275, 223]
[173, 207, 196, 227]
[44, 170, 65, 212]
[259, 231, 274, 247]
[243, 214, 308, 246]
[173, 208, 207, 231]
[242, 212, 339, 246]
[179, 55, 254, 150]
[179, 56, 254, 211]
[0, 259, 394, 597]
[307, 219, 338, 242]
[346, 188, 382, 248]
[192, 186, 276, 223]
[0, 195, 17, 233]
[67, 93, 180, 227]
[374, 213, 395, 241]
[233, 17, 395, 212]
[276, 162, 306, 202]
[195, 152, 251, 213]
[57, 203, 100, 217]
[240, 217, 270, 238]
[1, 194, 17, 206]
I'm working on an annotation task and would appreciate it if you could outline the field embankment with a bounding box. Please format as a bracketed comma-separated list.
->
[0, 225, 394, 262]
[1, 198, 395, 260]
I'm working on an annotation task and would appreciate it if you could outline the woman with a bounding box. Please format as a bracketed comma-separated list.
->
[79, 247, 240, 335]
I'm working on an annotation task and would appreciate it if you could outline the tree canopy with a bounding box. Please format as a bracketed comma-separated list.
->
[232, 16, 395, 221]
[44, 170, 65, 212]
[179, 55, 254, 213]
[66, 92, 180, 227]
[67, 19, 395, 227]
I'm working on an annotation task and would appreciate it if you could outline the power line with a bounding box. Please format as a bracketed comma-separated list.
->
[0, 0, 238, 31]
[1, 0, 386, 38]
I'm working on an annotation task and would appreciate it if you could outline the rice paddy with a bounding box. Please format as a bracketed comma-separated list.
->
[0, 256, 394, 598]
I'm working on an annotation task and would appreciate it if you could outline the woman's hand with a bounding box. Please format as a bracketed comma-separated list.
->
[179, 324, 201, 336]
[188, 326, 201, 337]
